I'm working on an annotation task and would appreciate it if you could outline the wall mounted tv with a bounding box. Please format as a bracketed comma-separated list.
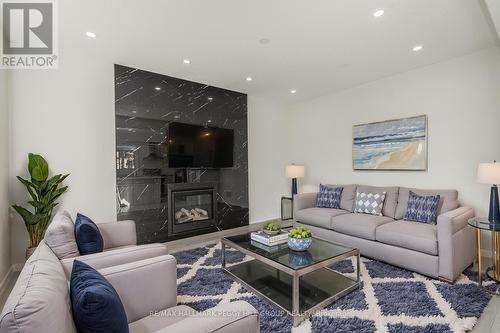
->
[167, 122, 234, 168]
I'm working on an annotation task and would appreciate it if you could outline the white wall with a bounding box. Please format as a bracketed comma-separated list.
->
[7, 51, 289, 264]
[289, 47, 500, 220]
[9, 53, 117, 265]
[248, 96, 291, 222]
[0, 70, 11, 284]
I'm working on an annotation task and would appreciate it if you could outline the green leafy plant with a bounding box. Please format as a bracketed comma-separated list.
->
[288, 226, 312, 239]
[12, 153, 69, 248]
[263, 222, 282, 232]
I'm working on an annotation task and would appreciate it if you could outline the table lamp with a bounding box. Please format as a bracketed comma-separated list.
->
[478, 161, 500, 223]
[286, 164, 305, 196]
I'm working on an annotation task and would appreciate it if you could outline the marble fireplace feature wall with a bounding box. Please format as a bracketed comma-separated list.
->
[115, 64, 248, 243]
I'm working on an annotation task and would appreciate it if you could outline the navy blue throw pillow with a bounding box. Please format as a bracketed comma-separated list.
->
[70, 260, 129, 333]
[75, 213, 104, 255]
[404, 191, 441, 224]
[316, 184, 343, 209]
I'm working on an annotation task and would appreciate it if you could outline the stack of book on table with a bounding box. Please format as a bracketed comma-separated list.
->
[250, 229, 289, 252]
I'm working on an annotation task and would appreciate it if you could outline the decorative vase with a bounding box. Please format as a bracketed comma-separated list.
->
[25, 246, 36, 260]
[288, 237, 313, 251]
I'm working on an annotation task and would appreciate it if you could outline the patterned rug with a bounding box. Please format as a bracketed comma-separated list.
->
[172, 243, 498, 333]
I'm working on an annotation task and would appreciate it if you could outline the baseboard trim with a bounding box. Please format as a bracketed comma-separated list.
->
[250, 217, 282, 225]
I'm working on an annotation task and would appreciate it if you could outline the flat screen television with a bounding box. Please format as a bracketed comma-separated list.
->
[167, 122, 234, 168]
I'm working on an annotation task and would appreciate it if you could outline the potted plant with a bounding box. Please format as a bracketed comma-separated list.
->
[287, 226, 313, 251]
[11, 153, 69, 259]
[262, 221, 282, 235]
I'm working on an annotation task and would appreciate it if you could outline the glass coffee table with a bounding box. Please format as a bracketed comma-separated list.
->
[221, 233, 362, 326]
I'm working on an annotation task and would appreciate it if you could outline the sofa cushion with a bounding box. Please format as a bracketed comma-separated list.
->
[295, 208, 348, 229]
[330, 213, 394, 240]
[376, 220, 438, 256]
[356, 185, 399, 218]
[353, 191, 386, 216]
[316, 184, 343, 209]
[395, 187, 459, 220]
[326, 184, 357, 212]
[70, 260, 129, 333]
[129, 305, 195, 333]
[44, 210, 80, 259]
[0, 242, 77, 333]
[75, 213, 104, 255]
[404, 191, 440, 224]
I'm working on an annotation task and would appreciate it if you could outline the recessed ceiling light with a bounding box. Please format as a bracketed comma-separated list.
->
[290, 89, 297, 94]
[154, 86, 161, 91]
[183, 59, 191, 64]
[207, 119, 212, 123]
[246, 77, 253, 82]
[412, 45, 423, 52]
[373, 10, 385, 17]
[86, 31, 96, 38]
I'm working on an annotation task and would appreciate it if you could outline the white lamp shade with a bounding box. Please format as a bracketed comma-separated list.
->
[477, 162, 500, 184]
[286, 165, 305, 178]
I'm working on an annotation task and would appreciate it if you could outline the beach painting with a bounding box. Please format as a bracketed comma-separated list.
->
[353, 115, 427, 170]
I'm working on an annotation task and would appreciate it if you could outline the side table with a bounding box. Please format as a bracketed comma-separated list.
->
[468, 217, 500, 295]
[281, 196, 293, 220]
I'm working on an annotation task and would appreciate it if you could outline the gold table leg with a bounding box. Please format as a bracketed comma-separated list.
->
[476, 228, 500, 296]
[477, 228, 482, 288]
[487, 230, 500, 283]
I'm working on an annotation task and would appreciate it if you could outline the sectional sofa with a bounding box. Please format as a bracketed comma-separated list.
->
[0, 213, 260, 333]
[293, 185, 476, 282]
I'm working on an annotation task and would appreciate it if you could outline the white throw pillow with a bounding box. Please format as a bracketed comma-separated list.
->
[44, 211, 80, 259]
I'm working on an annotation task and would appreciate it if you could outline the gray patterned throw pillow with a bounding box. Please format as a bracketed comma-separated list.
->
[353, 191, 386, 216]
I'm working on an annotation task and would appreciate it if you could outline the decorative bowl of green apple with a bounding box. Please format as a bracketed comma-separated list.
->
[262, 222, 282, 235]
[287, 226, 313, 251]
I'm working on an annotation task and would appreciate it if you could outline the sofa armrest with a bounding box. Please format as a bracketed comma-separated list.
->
[98, 255, 178, 324]
[98, 220, 137, 249]
[61, 243, 168, 278]
[157, 301, 259, 333]
[437, 206, 474, 236]
[437, 206, 475, 281]
[293, 192, 318, 216]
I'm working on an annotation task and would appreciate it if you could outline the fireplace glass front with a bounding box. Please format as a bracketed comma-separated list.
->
[173, 191, 213, 225]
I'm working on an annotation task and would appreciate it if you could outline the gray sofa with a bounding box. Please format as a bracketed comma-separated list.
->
[0, 242, 260, 333]
[294, 184, 476, 281]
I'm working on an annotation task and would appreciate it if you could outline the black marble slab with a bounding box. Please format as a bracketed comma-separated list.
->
[114, 64, 248, 243]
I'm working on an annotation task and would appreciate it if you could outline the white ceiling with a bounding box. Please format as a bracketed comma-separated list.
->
[61, 0, 498, 102]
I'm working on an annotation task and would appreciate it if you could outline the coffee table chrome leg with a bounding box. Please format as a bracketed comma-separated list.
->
[292, 274, 300, 327]
[357, 252, 361, 284]
[221, 242, 226, 269]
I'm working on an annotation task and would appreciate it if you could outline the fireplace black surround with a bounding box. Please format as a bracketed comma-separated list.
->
[115, 64, 249, 243]
[167, 183, 217, 237]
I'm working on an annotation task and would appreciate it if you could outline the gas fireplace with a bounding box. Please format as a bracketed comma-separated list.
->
[167, 183, 217, 237]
